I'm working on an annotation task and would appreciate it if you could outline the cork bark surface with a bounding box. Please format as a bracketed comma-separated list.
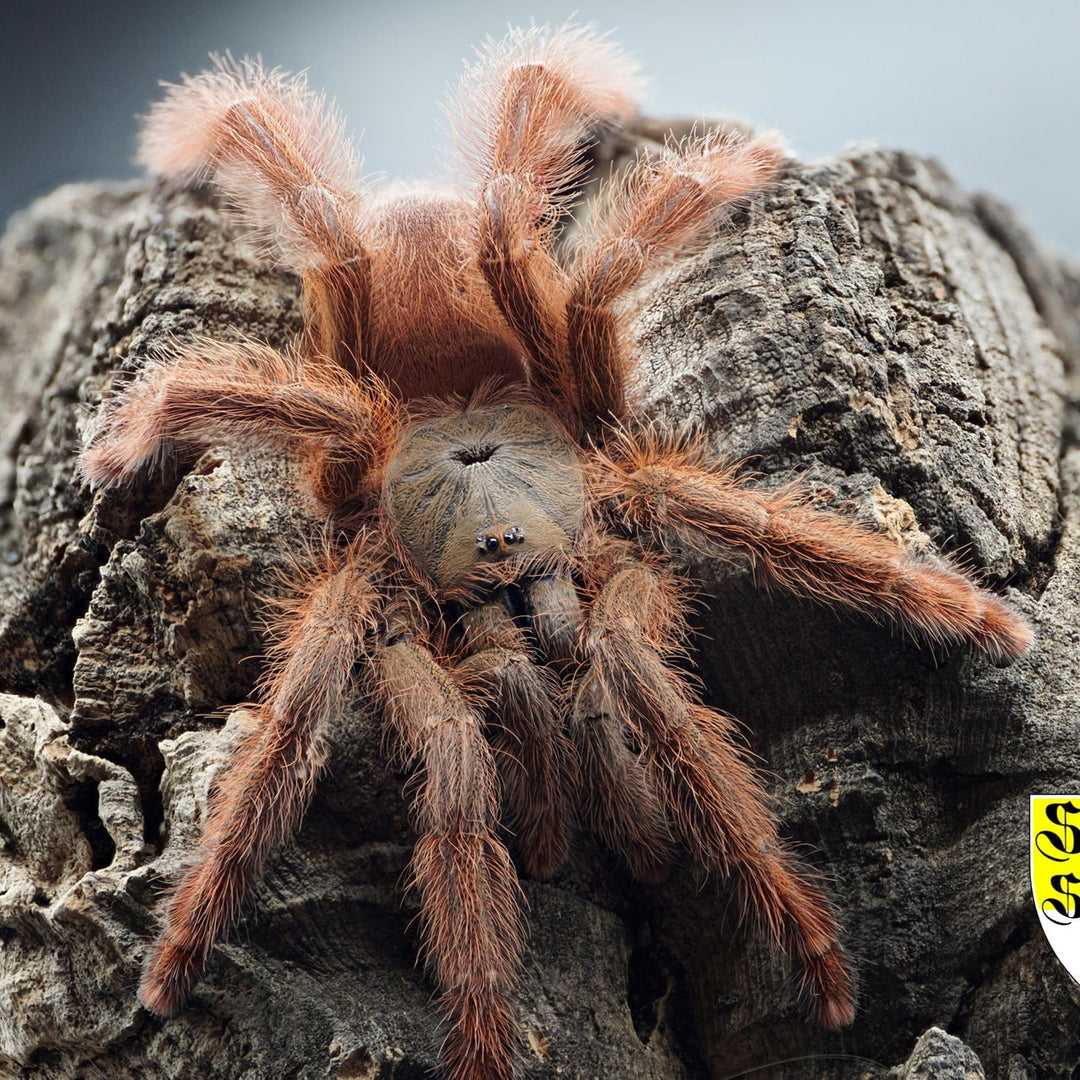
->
[0, 140, 1077, 1079]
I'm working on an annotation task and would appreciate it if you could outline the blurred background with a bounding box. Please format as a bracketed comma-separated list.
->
[4, 0, 1078, 255]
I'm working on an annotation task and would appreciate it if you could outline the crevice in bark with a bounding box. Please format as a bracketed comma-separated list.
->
[63, 779, 116, 871]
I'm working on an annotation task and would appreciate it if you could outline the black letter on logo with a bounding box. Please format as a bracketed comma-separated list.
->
[1036, 801, 1080, 863]
[1043, 873, 1080, 925]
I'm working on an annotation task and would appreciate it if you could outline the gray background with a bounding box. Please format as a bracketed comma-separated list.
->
[3, 0, 1078, 256]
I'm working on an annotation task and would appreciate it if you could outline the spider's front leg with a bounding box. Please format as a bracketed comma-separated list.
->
[567, 671, 676, 884]
[454, 597, 575, 879]
[373, 612, 523, 1080]
[578, 552, 855, 1027]
[522, 570, 674, 884]
[494, 565, 669, 885]
[140, 538, 381, 1015]
[594, 434, 1033, 663]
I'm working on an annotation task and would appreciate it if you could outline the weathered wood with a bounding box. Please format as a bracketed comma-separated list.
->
[0, 139, 1075, 1078]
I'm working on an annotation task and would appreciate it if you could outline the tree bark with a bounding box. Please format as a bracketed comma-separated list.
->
[0, 140, 1076, 1078]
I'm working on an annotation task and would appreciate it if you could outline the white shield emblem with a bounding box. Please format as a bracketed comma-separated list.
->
[1031, 795, 1080, 985]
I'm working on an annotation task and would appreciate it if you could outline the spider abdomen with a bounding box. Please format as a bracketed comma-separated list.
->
[382, 402, 584, 588]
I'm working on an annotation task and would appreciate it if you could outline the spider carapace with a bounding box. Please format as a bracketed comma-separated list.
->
[384, 400, 584, 590]
[81, 24, 1032, 1080]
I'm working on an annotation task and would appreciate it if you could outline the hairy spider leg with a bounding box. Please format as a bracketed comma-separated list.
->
[580, 555, 855, 1028]
[79, 338, 398, 511]
[567, 672, 676, 883]
[594, 433, 1034, 663]
[564, 133, 786, 424]
[526, 569, 675, 883]
[374, 620, 524, 1080]
[138, 57, 373, 377]
[451, 27, 640, 419]
[139, 539, 381, 1016]
[136, 55, 529, 402]
[455, 598, 576, 879]
[521, 573, 580, 666]
[457, 26, 785, 429]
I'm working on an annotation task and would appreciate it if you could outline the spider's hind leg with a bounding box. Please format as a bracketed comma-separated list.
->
[139, 58, 373, 375]
[578, 553, 855, 1028]
[563, 130, 786, 424]
[456, 25, 787, 429]
[453, 25, 642, 415]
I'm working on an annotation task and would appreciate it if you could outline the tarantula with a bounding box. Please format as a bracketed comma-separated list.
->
[80, 25, 1032, 1080]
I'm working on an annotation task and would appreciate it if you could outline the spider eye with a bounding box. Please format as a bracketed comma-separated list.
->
[486, 535, 500, 551]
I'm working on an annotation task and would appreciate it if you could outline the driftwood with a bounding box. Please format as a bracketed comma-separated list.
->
[0, 138, 1077, 1079]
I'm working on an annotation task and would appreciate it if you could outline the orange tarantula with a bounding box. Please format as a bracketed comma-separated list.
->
[80, 25, 1031, 1080]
